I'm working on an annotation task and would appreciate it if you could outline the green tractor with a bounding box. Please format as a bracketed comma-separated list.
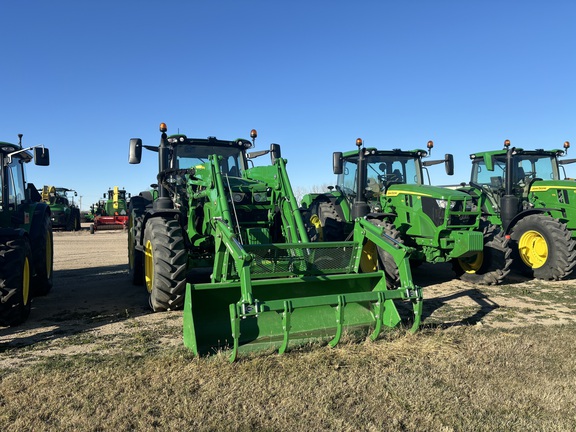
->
[459, 140, 576, 280]
[301, 139, 512, 285]
[128, 123, 423, 360]
[40, 186, 81, 231]
[89, 187, 130, 234]
[0, 134, 53, 326]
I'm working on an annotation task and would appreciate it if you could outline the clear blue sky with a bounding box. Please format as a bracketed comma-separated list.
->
[1, 1, 574, 209]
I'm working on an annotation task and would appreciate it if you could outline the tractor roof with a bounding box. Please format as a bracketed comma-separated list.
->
[166, 135, 253, 149]
[341, 148, 428, 159]
[0, 141, 33, 162]
[469, 148, 564, 160]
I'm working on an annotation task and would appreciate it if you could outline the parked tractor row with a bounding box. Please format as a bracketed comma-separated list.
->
[4, 125, 576, 362]
[125, 123, 576, 361]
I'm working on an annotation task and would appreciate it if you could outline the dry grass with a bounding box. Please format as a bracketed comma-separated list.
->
[1, 324, 576, 431]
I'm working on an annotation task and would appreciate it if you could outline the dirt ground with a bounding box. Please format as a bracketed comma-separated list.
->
[1, 225, 575, 367]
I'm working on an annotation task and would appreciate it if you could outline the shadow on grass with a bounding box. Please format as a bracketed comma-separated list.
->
[420, 287, 500, 329]
[0, 263, 153, 351]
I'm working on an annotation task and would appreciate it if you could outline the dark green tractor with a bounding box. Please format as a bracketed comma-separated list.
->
[40, 186, 81, 231]
[301, 139, 512, 285]
[0, 135, 53, 326]
[459, 140, 576, 280]
[128, 124, 423, 360]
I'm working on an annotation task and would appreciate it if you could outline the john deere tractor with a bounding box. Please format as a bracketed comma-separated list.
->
[89, 186, 130, 234]
[40, 186, 81, 231]
[459, 140, 576, 280]
[301, 139, 512, 285]
[0, 134, 53, 326]
[128, 123, 423, 360]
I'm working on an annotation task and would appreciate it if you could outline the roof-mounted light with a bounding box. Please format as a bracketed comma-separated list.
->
[160, 123, 168, 133]
[504, 139, 511, 149]
[356, 138, 363, 148]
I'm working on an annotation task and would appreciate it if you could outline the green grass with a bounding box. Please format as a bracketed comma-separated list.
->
[2, 324, 576, 431]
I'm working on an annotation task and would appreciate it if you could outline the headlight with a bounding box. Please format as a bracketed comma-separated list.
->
[436, 199, 456, 209]
[232, 193, 245, 203]
[253, 192, 269, 203]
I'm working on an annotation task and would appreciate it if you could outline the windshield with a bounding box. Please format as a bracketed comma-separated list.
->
[472, 154, 559, 187]
[338, 155, 420, 193]
[107, 190, 127, 200]
[174, 145, 242, 177]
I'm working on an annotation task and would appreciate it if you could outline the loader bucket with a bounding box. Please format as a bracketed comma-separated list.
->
[183, 241, 423, 361]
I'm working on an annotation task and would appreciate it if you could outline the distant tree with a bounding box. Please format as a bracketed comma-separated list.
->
[293, 183, 332, 204]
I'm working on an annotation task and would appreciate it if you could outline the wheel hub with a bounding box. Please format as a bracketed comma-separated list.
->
[518, 230, 548, 269]
[458, 252, 484, 274]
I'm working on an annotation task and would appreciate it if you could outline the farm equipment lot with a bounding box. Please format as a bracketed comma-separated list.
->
[1, 227, 576, 431]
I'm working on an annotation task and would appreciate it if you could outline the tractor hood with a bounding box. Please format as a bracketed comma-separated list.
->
[529, 179, 576, 193]
[385, 183, 470, 200]
[223, 176, 269, 193]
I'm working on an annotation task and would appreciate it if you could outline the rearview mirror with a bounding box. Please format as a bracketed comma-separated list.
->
[270, 144, 281, 164]
[34, 147, 50, 166]
[129, 138, 142, 164]
[333, 152, 343, 174]
[445, 154, 454, 176]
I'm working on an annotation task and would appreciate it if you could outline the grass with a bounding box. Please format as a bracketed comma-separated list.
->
[1, 323, 576, 431]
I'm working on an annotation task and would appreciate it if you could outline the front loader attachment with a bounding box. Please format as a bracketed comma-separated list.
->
[183, 219, 423, 361]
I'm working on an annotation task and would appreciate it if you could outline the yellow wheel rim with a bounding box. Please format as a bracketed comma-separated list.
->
[518, 230, 548, 269]
[458, 252, 484, 274]
[144, 239, 153, 293]
[23, 257, 30, 306]
[360, 240, 378, 273]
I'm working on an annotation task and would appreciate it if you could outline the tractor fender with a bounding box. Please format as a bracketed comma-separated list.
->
[504, 208, 557, 235]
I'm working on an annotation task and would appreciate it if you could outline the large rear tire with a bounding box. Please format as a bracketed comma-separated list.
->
[143, 217, 187, 311]
[0, 238, 33, 326]
[128, 196, 149, 286]
[509, 214, 576, 280]
[30, 213, 54, 296]
[452, 222, 512, 285]
[303, 199, 345, 242]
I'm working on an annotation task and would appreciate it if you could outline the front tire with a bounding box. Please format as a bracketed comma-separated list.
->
[368, 219, 403, 289]
[0, 238, 33, 326]
[143, 217, 187, 311]
[509, 214, 576, 280]
[452, 222, 512, 285]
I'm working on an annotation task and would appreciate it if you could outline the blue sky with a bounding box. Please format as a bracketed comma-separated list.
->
[1, 1, 574, 209]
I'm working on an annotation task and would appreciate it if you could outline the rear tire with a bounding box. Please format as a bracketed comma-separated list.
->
[509, 214, 576, 280]
[0, 238, 33, 326]
[128, 197, 149, 286]
[452, 222, 512, 285]
[30, 213, 54, 296]
[303, 199, 345, 242]
[143, 217, 187, 311]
